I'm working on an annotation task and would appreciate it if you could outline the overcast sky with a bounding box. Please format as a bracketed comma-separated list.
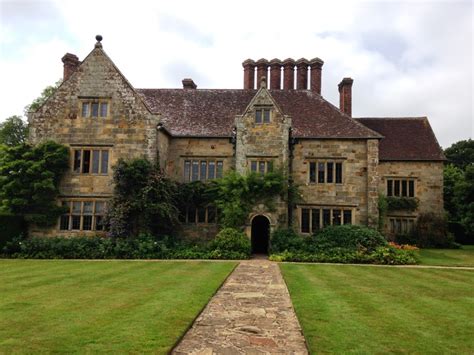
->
[0, 0, 472, 147]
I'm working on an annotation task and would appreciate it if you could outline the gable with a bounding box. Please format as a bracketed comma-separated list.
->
[30, 46, 153, 123]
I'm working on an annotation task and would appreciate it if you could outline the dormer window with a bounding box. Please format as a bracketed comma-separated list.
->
[255, 108, 271, 124]
[81, 99, 109, 118]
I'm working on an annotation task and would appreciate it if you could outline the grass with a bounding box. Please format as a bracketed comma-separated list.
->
[0, 260, 236, 353]
[281, 264, 474, 354]
[417, 245, 474, 266]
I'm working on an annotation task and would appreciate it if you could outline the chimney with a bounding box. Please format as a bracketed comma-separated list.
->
[242, 59, 256, 89]
[182, 78, 197, 89]
[283, 58, 295, 90]
[269, 59, 282, 90]
[296, 58, 309, 90]
[338, 77, 354, 116]
[310, 58, 324, 94]
[256, 59, 269, 89]
[61, 53, 80, 81]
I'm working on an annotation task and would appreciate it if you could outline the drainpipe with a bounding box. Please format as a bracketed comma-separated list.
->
[288, 128, 297, 227]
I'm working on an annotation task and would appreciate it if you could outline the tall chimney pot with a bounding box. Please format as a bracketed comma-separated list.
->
[242, 59, 256, 89]
[269, 59, 282, 90]
[309, 57, 324, 94]
[296, 58, 309, 90]
[61, 53, 80, 81]
[282, 58, 295, 90]
[256, 59, 269, 89]
[338, 77, 354, 116]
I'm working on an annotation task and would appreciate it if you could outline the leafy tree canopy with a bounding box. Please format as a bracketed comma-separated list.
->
[0, 141, 69, 226]
[0, 116, 28, 146]
[106, 159, 179, 238]
[24, 79, 62, 115]
[444, 139, 474, 170]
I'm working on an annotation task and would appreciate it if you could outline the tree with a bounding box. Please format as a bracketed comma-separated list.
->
[444, 139, 474, 170]
[443, 139, 474, 242]
[443, 164, 464, 219]
[24, 79, 62, 115]
[106, 158, 179, 238]
[0, 116, 29, 146]
[0, 141, 69, 226]
[454, 165, 474, 237]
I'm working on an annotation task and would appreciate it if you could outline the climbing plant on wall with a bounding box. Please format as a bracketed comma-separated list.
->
[106, 158, 179, 238]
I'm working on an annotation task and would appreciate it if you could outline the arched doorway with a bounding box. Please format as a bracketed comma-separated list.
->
[251, 215, 270, 254]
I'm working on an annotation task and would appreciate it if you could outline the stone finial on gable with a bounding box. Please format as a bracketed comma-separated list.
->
[95, 34, 103, 48]
[260, 76, 267, 89]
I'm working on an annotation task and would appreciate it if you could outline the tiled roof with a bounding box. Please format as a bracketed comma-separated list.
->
[355, 117, 446, 161]
[137, 88, 381, 139]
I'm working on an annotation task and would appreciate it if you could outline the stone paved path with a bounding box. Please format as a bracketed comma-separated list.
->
[172, 259, 308, 354]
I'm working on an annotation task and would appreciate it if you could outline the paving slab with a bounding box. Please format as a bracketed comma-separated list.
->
[172, 259, 308, 354]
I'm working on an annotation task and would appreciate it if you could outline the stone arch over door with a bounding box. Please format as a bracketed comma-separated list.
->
[251, 215, 270, 254]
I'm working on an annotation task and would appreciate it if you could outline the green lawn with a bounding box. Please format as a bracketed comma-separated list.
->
[417, 245, 474, 266]
[281, 264, 474, 354]
[0, 260, 236, 353]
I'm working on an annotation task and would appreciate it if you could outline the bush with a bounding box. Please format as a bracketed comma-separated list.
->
[209, 228, 251, 258]
[414, 213, 456, 248]
[268, 245, 417, 265]
[270, 228, 305, 253]
[314, 225, 387, 252]
[2, 231, 252, 260]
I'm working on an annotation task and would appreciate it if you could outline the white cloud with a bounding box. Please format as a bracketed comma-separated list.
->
[0, 0, 472, 147]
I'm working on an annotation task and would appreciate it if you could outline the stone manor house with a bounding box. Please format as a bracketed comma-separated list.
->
[29, 36, 445, 251]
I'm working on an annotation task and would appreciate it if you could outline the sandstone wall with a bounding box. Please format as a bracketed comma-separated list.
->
[291, 139, 372, 232]
[378, 161, 444, 233]
[28, 47, 160, 237]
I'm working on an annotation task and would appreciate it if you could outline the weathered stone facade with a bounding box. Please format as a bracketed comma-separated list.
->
[28, 38, 446, 242]
[378, 161, 444, 236]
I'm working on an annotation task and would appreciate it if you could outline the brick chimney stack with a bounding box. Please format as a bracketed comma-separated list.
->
[269, 59, 282, 90]
[296, 58, 309, 90]
[243, 59, 256, 89]
[61, 53, 80, 81]
[338, 78, 354, 116]
[310, 58, 324, 94]
[282, 58, 295, 90]
[182, 78, 197, 89]
[256, 59, 269, 89]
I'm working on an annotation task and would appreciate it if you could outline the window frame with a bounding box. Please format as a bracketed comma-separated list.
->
[300, 206, 353, 234]
[59, 200, 107, 232]
[72, 147, 110, 175]
[249, 159, 273, 174]
[386, 178, 416, 197]
[308, 160, 344, 184]
[183, 159, 224, 182]
[181, 206, 218, 225]
[389, 217, 416, 235]
[80, 99, 110, 118]
[255, 107, 271, 124]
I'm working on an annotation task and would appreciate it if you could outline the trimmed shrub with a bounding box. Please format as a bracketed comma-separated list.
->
[270, 228, 305, 253]
[1, 233, 251, 260]
[209, 228, 251, 258]
[313, 225, 387, 252]
[269, 246, 417, 265]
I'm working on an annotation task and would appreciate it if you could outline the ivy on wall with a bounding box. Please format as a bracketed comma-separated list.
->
[386, 196, 419, 211]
